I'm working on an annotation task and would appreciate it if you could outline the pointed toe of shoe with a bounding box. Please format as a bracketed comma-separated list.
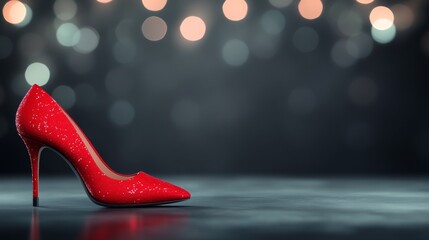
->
[132, 172, 191, 205]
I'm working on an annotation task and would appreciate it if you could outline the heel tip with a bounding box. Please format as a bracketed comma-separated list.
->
[33, 197, 39, 207]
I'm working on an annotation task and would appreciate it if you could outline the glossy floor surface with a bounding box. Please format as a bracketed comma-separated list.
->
[1, 176, 429, 239]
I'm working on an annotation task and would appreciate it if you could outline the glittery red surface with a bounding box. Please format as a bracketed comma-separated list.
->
[15, 84, 190, 206]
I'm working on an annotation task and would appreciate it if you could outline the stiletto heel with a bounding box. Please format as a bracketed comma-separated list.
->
[16, 84, 190, 207]
[21, 137, 44, 207]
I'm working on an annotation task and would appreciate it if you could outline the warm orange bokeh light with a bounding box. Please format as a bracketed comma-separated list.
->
[96, 0, 112, 3]
[142, 0, 167, 11]
[2, 0, 26, 24]
[180, 16, 206, 41]
[370, 6, 394, 30]
[222, 0, 248, 22]
[356, 0, 374, 4]
[298, 0, 323, 20]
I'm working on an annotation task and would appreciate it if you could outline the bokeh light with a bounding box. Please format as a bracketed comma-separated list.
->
[52, 85, 76, 109]
[392, 4, 414, 30]
[74, 27, 99, 53]
[337, 10, 363, 37]
[222, 0, 248, 22]
[292, 27, 319, 53]
[142, 0, 167, 12]
[53, 0, 77, 21]
[56, 23, 80, 47]
[260, 10, 285, 35]
[222, 39, 249, 66]
[180, 16, 206, 42]
[356, 0, 373, 4]
[371, 24, 396, 44]
[0, 36, 13, 60]
[298, 0, 323, 20]
[347, 33, 373, 59]
[2, 0, 27, 25]
[370, 6, 394, 31]
[25, 62, 50, 86]
[141, 16, 167, 41]
[109, 100, 135, 126]
[96, 0, 112, 4]
[269, 0, 293, 8]
[331, 40, 356, 67]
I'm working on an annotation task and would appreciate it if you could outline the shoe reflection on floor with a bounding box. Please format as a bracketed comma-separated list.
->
[30, 208, 187, 240]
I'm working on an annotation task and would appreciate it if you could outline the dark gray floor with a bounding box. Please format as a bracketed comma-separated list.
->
[1, 176, 429, 239]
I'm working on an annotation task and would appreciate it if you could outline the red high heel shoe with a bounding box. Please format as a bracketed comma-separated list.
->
[16, 84, 190, 207]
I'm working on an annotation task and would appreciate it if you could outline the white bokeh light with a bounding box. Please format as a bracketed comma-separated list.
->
[56, 23, 80, 47]
[25, 62, 50, 86]
[73, 27, 99, 53]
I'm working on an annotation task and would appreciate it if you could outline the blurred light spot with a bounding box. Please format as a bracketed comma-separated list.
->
[371, 24, 396, 44]
[142, 0, 167, 11]
[75, 83, 97, 108]
[337, 10, 362, 37]
[53, 0, 77, 21]
[109, 100, 135, 126]
[347, 33, 373, 59]
[331, 40, 356, 67]
[370, 6, 394, 31]
[422, 32, 429, 57]
[115, 19, 134, 43]
[180, 16, 206, 41]
[56, 23, 80, 47]
[97, 0, 112, 3]
[2, 1, 26, 24]
[25, 62, 50, 86]
[0, 36, 13, 60]
[222, 0, 248, 22]
[348, 78, 377, 106]
[73, 27, 99, 53]
[105, 68, 133, 97]
[260, 10, 285, 35]
[293, 27, 319, 53]
[288, 88, 316, 115]
[68, 52, 94, 74]
[356, 0, 373, 4]
[391, 4, 414, 30]
[298, 0, 323, 20]
[52, 85, 76, 109]
[113, 40, 137, 64]
[171, 100, 200, 130]
[269, 0, 293, 8]
[16, 2, 31, 27]
[0, 115, 8, 138]
[141, 16, 167, 41]
[222, 39, 249, 66]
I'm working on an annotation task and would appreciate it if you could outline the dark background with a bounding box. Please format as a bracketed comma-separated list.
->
[1, 0, 429, 176]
